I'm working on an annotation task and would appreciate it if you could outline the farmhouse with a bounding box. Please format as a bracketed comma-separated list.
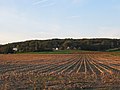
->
[13, 48, 18, 51]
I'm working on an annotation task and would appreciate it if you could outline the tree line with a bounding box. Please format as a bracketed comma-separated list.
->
[0, 38, 120, 54]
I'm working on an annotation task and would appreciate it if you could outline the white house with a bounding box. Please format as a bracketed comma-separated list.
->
[13, 48, 18, 51]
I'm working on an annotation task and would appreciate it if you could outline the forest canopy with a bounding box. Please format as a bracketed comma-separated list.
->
[0, 38, 120, 54]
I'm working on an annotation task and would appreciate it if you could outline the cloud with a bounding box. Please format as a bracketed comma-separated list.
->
[32, 0, 55, 7]
[40, 2, 55, 7]
[96, 27, 120, 38]
[32, 0, 48, 5]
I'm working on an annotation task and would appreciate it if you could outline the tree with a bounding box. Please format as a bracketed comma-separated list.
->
[3, 45, 13, 54]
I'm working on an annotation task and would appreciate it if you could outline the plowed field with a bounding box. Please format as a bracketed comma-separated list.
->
[0, 52, 120, 89]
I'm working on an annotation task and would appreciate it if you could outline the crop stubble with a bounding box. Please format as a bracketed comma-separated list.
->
[0, 53, 120, 89]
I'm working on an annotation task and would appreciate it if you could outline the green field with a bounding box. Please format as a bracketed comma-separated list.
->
[17, 50, 91, 54]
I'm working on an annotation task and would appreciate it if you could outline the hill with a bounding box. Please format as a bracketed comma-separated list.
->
[0, 38, 120, 54]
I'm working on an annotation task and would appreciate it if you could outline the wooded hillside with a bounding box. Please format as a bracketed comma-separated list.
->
[0, 38, 120, 53]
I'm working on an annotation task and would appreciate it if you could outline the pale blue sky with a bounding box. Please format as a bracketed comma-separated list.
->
[0, 0, 120, 44]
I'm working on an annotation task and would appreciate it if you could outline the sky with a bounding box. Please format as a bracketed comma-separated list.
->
[0, 0, 120, 44]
